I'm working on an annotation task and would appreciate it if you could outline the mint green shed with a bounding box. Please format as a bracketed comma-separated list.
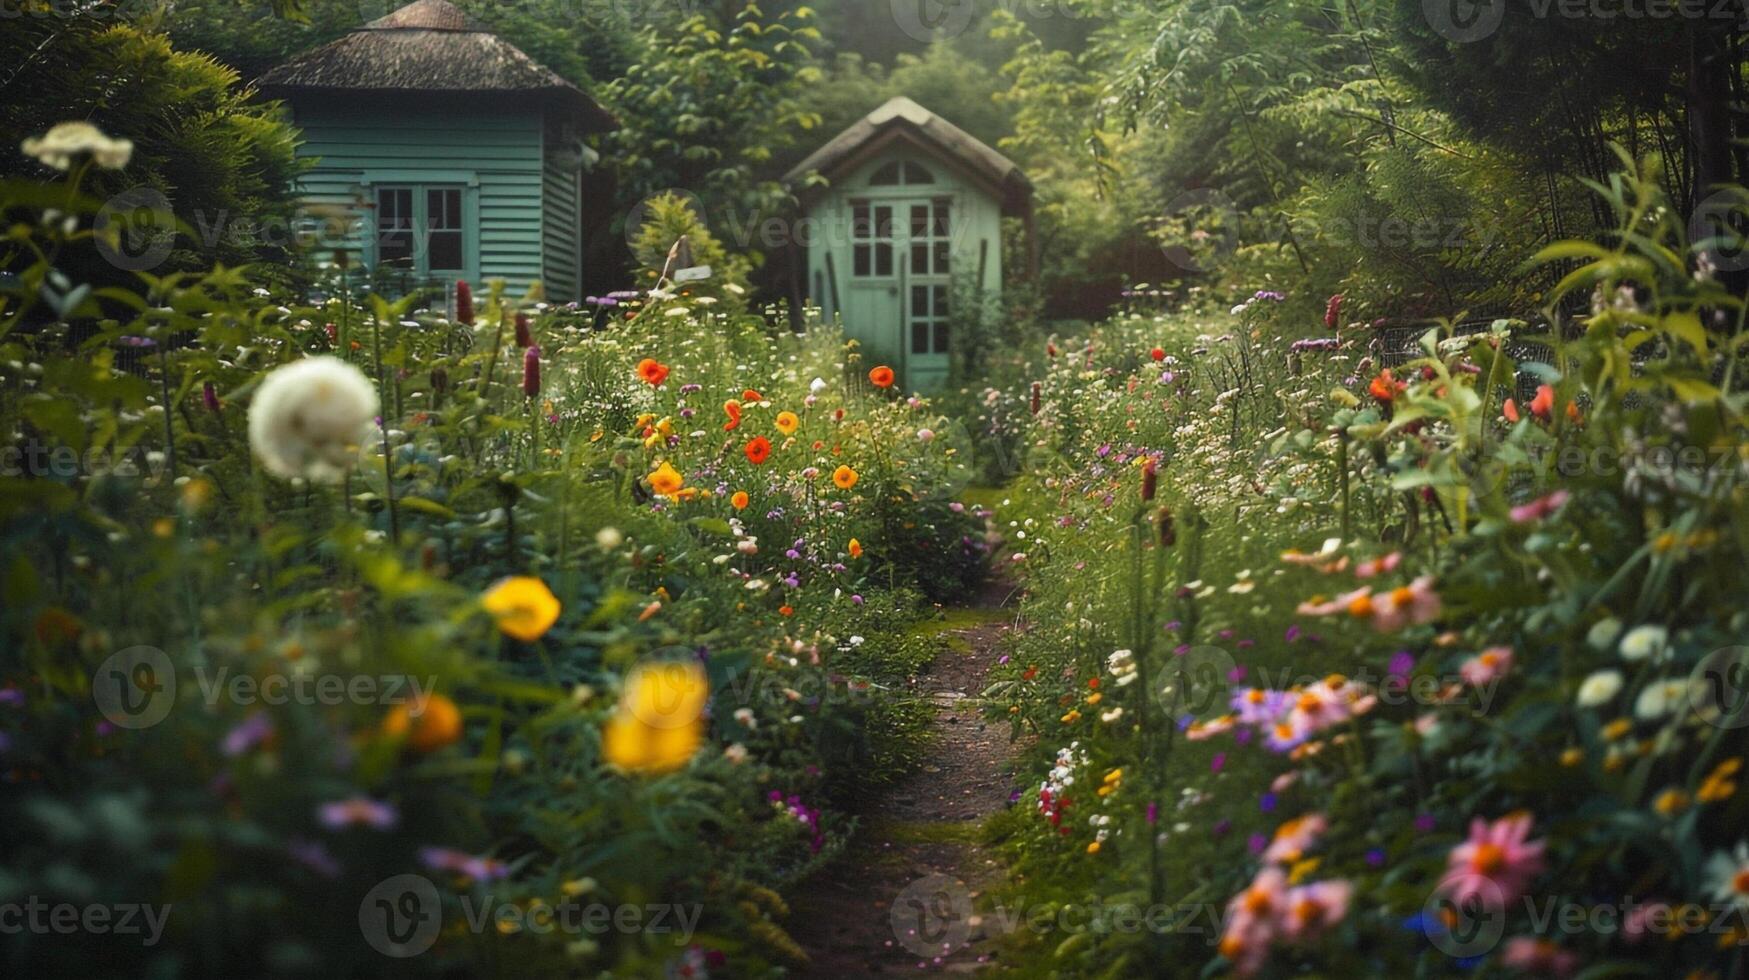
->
[786, 98, 1034, 391]
[259, 0, 614, 304]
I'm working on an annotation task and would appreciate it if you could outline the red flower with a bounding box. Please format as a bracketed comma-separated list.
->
[741, 388, 763, 403]
[868, 366, 895, 389]
[1030, 382, 1042, 416]
[1150, 347, 1166, 362]
[522, 346, 541, 398]
[636, 358, 669, 387]
[722, 399, 742, 431]
[744, 436, 772, 465]
[1141, 459, 1157, 501]
[513, 312, 532, 349]
[1324, 294, 1344, 329]
[455, 280, 474, 325]
[1528, 384, 1555, 421]
[1367, 369, 1405, 406]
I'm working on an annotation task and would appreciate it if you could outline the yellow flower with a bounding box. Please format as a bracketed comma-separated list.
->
[648, 461, 684, 497]
[481, 576, 561, 642]
[1560, 747, 1584, 767]
[1086, 841, 1101, 854]
[774, 411, 800, 435]
[1653, 788, 1691, 816]
[731, 490, 750, 510]
[848, 538, 863, 558]
[602, 662, 709, 774]
[1288, 857, 1322, 884]
[832, 465, 859, 490]
[1601, 717, 1633, 741]
[1060, 709, 1081, 724]
[1698, 757, 1742, 803]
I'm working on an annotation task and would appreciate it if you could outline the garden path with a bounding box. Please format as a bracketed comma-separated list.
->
[788, 576, 1023, 975]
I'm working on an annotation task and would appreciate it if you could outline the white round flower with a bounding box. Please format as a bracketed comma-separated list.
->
[1619, 624, 1669, 662]
[247, 356, 378, 482]
[595, 526, 623, 550]
[1575, 670, 1623, 708]
[809, 377, 827, 394]
[1587, 617, 1623, 652]
[1634, 679, 1687, 720]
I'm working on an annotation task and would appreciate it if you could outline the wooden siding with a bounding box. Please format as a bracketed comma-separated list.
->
[290, 103, 548, 297]
[539, 120, 582, 303]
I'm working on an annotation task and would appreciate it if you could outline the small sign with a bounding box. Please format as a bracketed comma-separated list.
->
[674, 265, 713, 283]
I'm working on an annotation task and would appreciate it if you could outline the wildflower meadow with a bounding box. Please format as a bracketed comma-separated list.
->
[5, 2, 1749, 978]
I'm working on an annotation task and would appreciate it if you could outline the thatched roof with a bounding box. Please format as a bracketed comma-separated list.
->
[784, 97, 1032, 214]
[257, 0, 615, 132]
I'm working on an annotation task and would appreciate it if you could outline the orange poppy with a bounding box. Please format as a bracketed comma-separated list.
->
[868, 365, 895, 388]
[742, 388, 763, 403]
[775, 411, 800, 435]
[722, 399, 743, 431]
[636, 358, 669, 387]
[848, 538, 863, 559]
[744, 436, 772, 465]
[832, 465, 859, 490]
[731, 490, 750, 510]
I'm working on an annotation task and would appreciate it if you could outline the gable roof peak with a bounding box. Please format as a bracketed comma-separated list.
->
[363, 0, 481, 32]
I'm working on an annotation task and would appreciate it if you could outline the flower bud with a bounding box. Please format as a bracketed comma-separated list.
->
[514, 312, 532, 349]
[1141, 459, 1156, 502]
[522, 345, 541, 398]
[455, 280, 475, 325]
[1157, 506, 1175, 548]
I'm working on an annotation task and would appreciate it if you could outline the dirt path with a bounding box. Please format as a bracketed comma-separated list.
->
[788, 582, 1023, 976]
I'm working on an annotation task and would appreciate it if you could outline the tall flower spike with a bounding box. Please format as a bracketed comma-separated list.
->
[455, 280, 475, 325]
[514, 312, 532, 349]
[522, 346, 541, 399]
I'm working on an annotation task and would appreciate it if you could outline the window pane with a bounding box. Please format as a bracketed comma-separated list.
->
[377, 188, 413, 264]
[933, 200, 951, 237]
[875, 206, 894, 239]
[428, 189, 462, 230]
[934, 286, 949, 317]
[428, 231, 463, 271]
[904, 162, 934, 184]
[911, 244, 928, 275]
[870, 162, 901, 186]
[933, 241, 950, 274]
[934, 321, 950, 354]
[911, 206, 928, 237]
[853, 245, 870, 277]
[852, 203, 871, 240]
[912, 322, 930, 354]
[912, 285, 928, 316]
[875, 243, 892, 277]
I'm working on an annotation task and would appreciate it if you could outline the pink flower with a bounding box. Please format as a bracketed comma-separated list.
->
[1623, 902, 1671, 943]
[1281, 880, 1352, 941]
[1263, 715, 1310, 753]
[1438, 812, 1546, 910]
[1369, 576, 1442, 631]
[420, 846, 511, 883]
[1501, 937, 1580, 977]
[1509, 490, 1571, 525]
[317, 797, 398, 830]
[1231, 688, 1288, 726]
[1263, 813, 1328, 864]
[1460, 646, 1514, 687]
[1186, 715, 1236, 741]
[1220, 868, 1287, 976]
[1353, 552, 1401, 578]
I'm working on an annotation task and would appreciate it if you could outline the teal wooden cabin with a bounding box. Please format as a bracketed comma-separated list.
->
[786, 98, 1034, 391]
[259, 0, 615, 305]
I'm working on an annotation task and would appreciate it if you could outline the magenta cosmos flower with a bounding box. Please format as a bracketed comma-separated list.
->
[1438, 812, 1546, 910]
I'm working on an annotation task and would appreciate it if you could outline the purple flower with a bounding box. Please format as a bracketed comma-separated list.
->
[1212, 819, 1231, 838]
[288, 839, 342, 878]
[0, 688, 23, 707]
[1259, 792, 1278, 813]
[1284, 625, 1302, 644]
[222, 713, 274, 757]
[1365, 848, 1386, 867]
[1146, 801, 1159, 825]
[318, 797, 399, 830]
[1211, 752, 1226, 774]
[1387, 651, 1416, 679]
[1414, 813, 1436, 833]
[1247, 833, 1268, 855]
[420, 847, 510, 883]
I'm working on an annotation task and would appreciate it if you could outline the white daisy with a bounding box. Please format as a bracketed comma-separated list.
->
[1575, 670, 1624, 708]
[1619, 625, 1669, 662]
[1704, 842, 1749, 909]
[1634, 679, 1688, 720]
